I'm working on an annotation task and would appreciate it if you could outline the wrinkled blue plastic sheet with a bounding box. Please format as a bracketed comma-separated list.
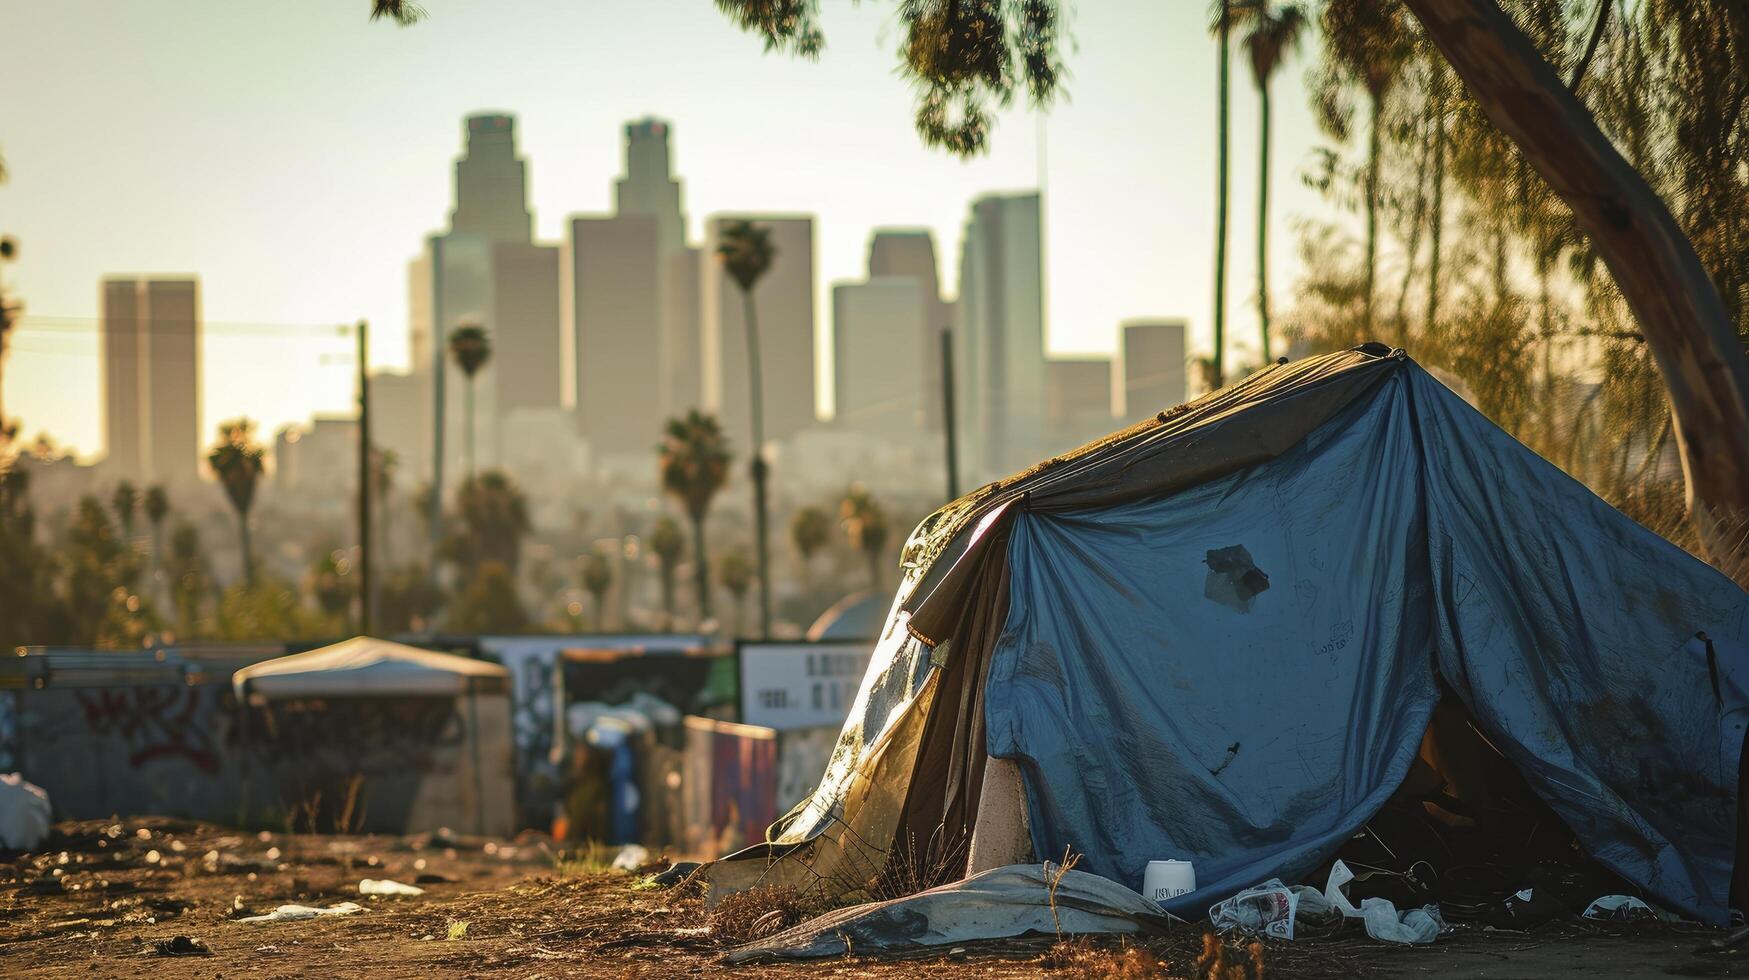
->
[986, 366, 1749, 923]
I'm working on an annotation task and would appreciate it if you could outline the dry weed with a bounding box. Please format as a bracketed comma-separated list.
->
[1193, 932, 1266, 980]
[1044, 938, 1165, 978]
[708, 886, 819, 945]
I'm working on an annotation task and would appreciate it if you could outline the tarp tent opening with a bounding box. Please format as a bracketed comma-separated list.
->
[697, 344, 1749, 927]
[233, 637, 515, 836]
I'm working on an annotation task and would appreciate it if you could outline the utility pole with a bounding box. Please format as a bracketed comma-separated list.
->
[427, 234, 446, 592]
[356, 320, 374, 635]
[940, 327, 959, 502]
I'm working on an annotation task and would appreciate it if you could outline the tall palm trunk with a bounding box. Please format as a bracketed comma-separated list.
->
[465, 377, 477, 481]
[237, 514, 253, 589]
[659, 565, 676, 625]
[689, 516, 712, 619]
[741, 290, 773, 639]
[867, 550, 881, 595]
[1212, 0, 1231, 388]
[1255, 78, 1273, 362]
[1363, 91, 1382, 340]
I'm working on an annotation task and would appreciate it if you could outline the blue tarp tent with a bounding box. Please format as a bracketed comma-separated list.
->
[706, 345, 1749, 925]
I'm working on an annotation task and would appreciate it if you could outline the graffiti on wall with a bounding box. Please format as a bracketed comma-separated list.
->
[74, 686, 226, 772]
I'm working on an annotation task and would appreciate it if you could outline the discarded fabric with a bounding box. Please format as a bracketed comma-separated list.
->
[237, 901, 365, 923]
[610, 844, 651, 871]
[725, 863, 1170, 963]
[358, 878, 424, 897]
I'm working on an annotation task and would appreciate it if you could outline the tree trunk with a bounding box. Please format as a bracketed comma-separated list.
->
[1405, 0, 1749, 577]
[690, 516, 712, 620]
[1427, 63, 1447, 338]
[1256, 81, 1273, 363]
[1364, 92, 1382, 341]
[238, 512, 254, 589]
[659, 564, 675, 626]
[465, 377, 477, 482]
[1212, 0, 1231, 389]
[741, 289, 773, 639]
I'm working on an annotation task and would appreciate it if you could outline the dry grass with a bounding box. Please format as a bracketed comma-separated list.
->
[707, 886, 822, 944]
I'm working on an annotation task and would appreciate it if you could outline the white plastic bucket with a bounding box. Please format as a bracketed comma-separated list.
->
[1142, 859, 1196, 903]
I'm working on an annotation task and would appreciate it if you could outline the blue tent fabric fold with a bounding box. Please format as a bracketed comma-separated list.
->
[985, 366, 1749, 923]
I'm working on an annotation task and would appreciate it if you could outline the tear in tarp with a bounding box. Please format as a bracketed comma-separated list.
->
[723, 863, 1170, 963]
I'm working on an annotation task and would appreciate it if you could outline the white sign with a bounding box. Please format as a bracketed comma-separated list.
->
[739, 641, 873, 731]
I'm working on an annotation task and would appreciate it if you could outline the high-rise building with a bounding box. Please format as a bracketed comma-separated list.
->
[615, 118, 686, 259]
[570, 214, 663, 458]
[403, 113, 558, 490]
[867, 229, 950, 430]
[101, 276, 201, 486]
[661, 246, 703, 415]
[450, 113, 533, 245]
[701, 215, 817, 453]
[1046, 357, 1115, 448]
[491, 242, 563, 416]
[833, 277, 928, 441]
[956, 192, 1046, 480]
[1119, 319, 1189, 421]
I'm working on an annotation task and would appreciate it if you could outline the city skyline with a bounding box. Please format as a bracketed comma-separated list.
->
[0, 0, 1332, 460]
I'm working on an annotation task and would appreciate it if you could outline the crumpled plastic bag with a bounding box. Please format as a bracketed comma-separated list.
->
[1324, 860, 1446, 944]
[0, 773, 51, 851]
[1583, 894, 1678, 923]
[1208, 878, 1342, 939]
[237, 901, 366, 923]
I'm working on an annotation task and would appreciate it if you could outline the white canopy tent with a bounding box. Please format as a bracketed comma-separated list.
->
[233, 636, 508, 699]
[234, 637, 514, 836]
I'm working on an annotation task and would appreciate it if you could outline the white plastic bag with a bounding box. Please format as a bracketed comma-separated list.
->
[0, 773, 51, 851]
[358, 878, 424, 896]
[1324, 860, 1446, 944]
[237, 901, 365, 923]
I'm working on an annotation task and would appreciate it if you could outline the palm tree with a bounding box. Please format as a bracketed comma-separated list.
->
[1210, 0, 1234, 389]
[648, 515, 684, 627]
[452, 469, 530, 574]
[447, 323, 491, 481]
[657, 411, 731, 621]
[718, 548, 753, 636]
[207, 419, 266, 588]
[716, 220, 777, 639]
[1233, 1, 1308, 363]
[580, 547, 613, 630]
[1313, 0, 1411, 341]
[789, 505, 830, 591]
[840, 486, 891, 594]
[111, 481, 138, 537]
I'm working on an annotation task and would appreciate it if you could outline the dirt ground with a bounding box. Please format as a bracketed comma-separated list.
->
[3, 818, 1747, 979]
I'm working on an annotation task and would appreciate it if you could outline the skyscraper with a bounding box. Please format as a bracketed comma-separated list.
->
[867, 229, 949, 431]
[833, 277, 928, 440]
[956, 192, 1046, 481]
[615, 118, 685, 259]
[491, 241, 563, 416]
[101, 276, 202, 486]
[1119, 319, 1189, 421]
[661, 246, 703, 415]
[401, 112, 557, 490]
[570, 214, 663, 458]
[701, 215, 817, 452]
[1046, 357, 1115, 448]
[449, 113, 533, 245]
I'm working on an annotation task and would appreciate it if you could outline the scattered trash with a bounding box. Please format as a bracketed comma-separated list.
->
[1479, 887, 1567, 931]
[1209, 879, 1339, 939]
[1324, 860, 1446, 944]
[151, 935, 212, 957]
[1583, 895, 1677, 923]
[610, 844, 650, 872]
[446, 920, 469, 941]
[0, 773, 52, 851]
[651, 861, 702, 888]
[236, 901, 365, 924]
[358, 878, 424, 897]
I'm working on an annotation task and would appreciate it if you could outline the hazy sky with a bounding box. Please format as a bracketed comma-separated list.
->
[1, 0, 1334, 459]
